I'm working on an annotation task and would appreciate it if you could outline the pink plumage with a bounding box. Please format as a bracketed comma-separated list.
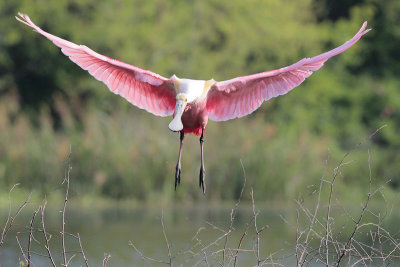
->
[206, 22, 370, 121]
[16, 13, 370, 193]
[16, 13, 176, 117]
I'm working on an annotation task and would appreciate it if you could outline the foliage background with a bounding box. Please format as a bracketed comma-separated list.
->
[0, 0, 399, 203]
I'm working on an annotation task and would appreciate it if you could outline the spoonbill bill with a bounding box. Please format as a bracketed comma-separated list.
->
[16, 13, 370, 193]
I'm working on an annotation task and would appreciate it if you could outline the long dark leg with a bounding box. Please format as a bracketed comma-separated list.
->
[175, 131, 184, 190]
[199, 127, 206, 194]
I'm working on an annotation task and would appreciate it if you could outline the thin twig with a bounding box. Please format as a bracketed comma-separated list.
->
[61, 146, 72, 267]
[296, 207, 301, 265]
[251, 187, 267, 266]
[16, 232, 28, 266]
[325, 126, 386, 266]
[129, 241, 167, 264]
[233, 215, 254, 267]
[325, 155, 345, 266]
[189, 226, 206, 252]
[336, 150, 373, 266]
[202, 229, 232, 252]
[103, 253, 111, 267]
[0, 184, 32, 248]
[298, 150, 330, 266]
[66, 254, 76, 267]
[78, 233, 90, 267]
[27, 208, 39, 267]
[377, 213, 385, 267]
[222, 159, 247, 264]
[203, 251, 210, 267]
[41, 200, 57, 267]
[161, 209, 173, 266]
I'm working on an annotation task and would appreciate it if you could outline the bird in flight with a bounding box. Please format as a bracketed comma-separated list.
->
[16, 13, 370, 194]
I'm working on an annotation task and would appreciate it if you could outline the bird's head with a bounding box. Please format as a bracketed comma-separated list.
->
[168, 93, 187, 132]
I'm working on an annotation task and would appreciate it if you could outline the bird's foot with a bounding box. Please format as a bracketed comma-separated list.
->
[175, 164, 181, 190]
[199, 167, 206, 194]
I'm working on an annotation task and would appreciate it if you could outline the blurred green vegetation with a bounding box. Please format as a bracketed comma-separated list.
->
[0, 0, 399, 203]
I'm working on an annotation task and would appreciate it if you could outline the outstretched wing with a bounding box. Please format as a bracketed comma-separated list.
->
[16, 13, 176, 117]
[206, 22, 370, 121]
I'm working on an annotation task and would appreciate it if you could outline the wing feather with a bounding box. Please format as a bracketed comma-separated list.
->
[206, 22, 370, 121]
[16, 13, 176, 117]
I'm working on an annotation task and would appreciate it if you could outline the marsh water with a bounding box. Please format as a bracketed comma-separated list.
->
[0, 203, 298, 266]
[0, 202, 398, 266]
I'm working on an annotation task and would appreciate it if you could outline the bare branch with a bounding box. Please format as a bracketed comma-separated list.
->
[203, 251, 210, 267]
[16, 232, 28, 266]
[129, 240, 167, 264]
[336, 150, 374, 266]
[298, 150, 330, 266]
[61, 146, 72, 267]
[66, 254, 76, 267]
[27, 208, 39, 267]
[161, 209, 173, 266]
[251, 187, 267, 267]
[233, 215, 254, 267]
[103, 253, 111, 267]
[324, 126, 386, 266]
[78, 233, 90, 267]
[0, 184, 32, 248]
[40, 200, 57, 267]
[222, 159, 247, 264]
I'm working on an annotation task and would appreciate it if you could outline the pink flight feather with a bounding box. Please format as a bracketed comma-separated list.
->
[206, 22, 371, 121]
[16, 13, 176, 117]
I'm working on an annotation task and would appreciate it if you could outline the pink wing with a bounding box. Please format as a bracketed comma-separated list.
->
[206, 22, 370, 121]
[16, 13, 176, 117]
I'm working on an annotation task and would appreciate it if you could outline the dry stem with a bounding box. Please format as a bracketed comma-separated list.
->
[61, 146, 72, 266]
[40, 200, 57, 267]
[0, 184, 32, 248]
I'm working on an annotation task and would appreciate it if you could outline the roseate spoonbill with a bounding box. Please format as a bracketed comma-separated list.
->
[16, 13, 370, 193]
